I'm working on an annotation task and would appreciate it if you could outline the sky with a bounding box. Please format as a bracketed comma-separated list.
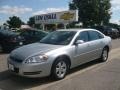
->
[0, 0, 120, 25]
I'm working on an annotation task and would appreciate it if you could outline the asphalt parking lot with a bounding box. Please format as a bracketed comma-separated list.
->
[0, 39, 120, 90]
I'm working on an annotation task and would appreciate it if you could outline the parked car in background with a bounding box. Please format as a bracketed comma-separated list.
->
[20, 29, 48, 45]
[111, 28, 119, 39]
[0, 29, 24, 52]
[8, 29, 111, 80]
[116, 27, 120, 38]
[93, 26, 119, 39]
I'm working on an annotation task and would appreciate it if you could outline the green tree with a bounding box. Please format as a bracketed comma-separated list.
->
[108, 23, 120, 29]
[27, 17, 35, 27]
[7, 16, 24, 28]
[27, 17, 42, 29]
[69, 0, 111, 27]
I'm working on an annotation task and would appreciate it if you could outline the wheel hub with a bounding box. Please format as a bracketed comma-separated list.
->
[56, 61, 67, 78]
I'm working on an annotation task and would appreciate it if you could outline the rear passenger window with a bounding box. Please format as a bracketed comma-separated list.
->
[88, 31, 103, 41]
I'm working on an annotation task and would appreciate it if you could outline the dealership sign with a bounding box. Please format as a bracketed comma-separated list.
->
[35, 10, 78, 24]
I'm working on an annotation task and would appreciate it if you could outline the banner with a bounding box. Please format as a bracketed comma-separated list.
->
[35, 10, 78, 24]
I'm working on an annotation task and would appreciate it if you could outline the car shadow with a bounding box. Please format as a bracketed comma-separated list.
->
[0, 50, 11, 54]
[0, 70, 12, 81]
[68, 59, 101, 75]
[0, 48, 14, 54]
[0, 60, 102, 90]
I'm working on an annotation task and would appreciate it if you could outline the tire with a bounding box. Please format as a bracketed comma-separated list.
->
[100, 47, 109, 62]
[51, 58, 69, 80]
[0, 44, 3, 53]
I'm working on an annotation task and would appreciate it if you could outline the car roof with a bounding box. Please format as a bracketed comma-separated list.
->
[57, 28, 97, 32]
[0, 29, 17, 35]
[24, 28, 48, 32]
[21, 29, 48, 34]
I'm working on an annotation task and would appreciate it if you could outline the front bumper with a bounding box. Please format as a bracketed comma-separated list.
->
[9, 41, 23, 48]
[3, 41, 23, 51]
[7, 58, 52, 78]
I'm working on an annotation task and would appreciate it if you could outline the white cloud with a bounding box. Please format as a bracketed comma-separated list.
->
[110, 0, 120, 24]
[111, 0, 120, 11]
[110, 19, 120, 25]
[111, 0, 120, 6]
[112, 6, 120, 11]
[33, 7, 68, 15]
[0, 5, 32, 15]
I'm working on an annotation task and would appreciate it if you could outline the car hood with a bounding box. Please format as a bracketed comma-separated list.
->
[10, 43, 63, 61]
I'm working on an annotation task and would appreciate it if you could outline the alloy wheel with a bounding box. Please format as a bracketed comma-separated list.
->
[55, 61, 67, 78]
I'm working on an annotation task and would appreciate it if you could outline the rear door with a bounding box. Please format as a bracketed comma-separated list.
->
[87, 30, 104, 60]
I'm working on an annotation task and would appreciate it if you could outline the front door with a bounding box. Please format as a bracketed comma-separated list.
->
[73, 31, 91, 67]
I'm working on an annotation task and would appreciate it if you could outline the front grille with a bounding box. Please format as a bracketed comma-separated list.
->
[23, 71, 41, 75]
[10, 56, 23, 63]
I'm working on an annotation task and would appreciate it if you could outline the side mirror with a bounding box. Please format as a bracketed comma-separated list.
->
[75, 40, 84, 45]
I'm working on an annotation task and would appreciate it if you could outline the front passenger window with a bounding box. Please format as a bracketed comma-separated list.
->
[76, 31, 89, 42]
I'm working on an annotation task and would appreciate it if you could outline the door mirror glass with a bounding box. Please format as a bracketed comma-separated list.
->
[75, 40, 84, 45]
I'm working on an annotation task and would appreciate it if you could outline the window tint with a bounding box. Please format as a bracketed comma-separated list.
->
[21, 31, 33, 36]
[98, 32, 104, 39]
[88, 31, 103, 41]
[20, 31, 29, 36]
[35, 31, 45, 36]
[77, 31, 89, 42]
[34, 31, 47, 39]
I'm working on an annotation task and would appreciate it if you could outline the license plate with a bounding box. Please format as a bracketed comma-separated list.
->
[8, 64, 14, 71]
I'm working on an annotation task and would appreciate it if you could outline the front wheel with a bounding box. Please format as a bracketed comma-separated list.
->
[100, 48, 109, 62]
[51, 59, 68, 80]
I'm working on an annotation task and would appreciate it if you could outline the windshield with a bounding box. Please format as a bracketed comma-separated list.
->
[40, 31, 76, 45]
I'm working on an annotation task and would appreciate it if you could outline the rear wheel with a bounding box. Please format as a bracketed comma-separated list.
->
[51, 59, 69, 80]
[100, 47, 108, 62]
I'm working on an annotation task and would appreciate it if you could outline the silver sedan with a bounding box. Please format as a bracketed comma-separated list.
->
[7, 29, 112, 80]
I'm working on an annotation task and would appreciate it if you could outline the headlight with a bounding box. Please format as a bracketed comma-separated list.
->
[25, 54, 48, 64]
